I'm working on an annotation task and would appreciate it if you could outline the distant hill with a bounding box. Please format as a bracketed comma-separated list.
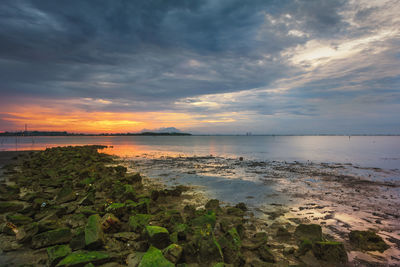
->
[0, 131, 191, 136]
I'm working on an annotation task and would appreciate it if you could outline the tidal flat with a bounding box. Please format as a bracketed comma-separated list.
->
[0, 146, 398, 266]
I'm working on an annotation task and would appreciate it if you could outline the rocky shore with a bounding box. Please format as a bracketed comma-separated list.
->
[0, 146, 392, 266]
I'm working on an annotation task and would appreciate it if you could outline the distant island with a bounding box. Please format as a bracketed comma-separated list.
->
[0, 131, 192, 136]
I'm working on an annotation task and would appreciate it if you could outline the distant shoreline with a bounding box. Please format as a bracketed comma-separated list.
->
[0, 133, 399, 137]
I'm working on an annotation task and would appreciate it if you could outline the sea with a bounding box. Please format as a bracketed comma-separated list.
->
[1, 135, 399, 169]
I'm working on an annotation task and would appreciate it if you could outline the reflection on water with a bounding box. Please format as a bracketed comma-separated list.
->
[1, 135, 400, 169]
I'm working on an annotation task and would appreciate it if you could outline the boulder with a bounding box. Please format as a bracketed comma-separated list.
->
[128, 214, 151, 232]
[349, 230, 389, 252]
[56, 186, 77, 204]
[205, 199, 220, 212]
[312, 241, 348, 264]
[31, 228, 72, 249]
[191, 211, 216, 228]
[138, 246, 174, 267]
[69, 227, 86, 251]
[47, 244, 72, 266]
[56, 251, 110, 266]
[126, 252, 144, 267]
[163, 244, 183, 264]
[294, 224, 322, 242]
[85, 214, 105, 249]
[145, 225, 170, 249]
[276, 227, 291, 239]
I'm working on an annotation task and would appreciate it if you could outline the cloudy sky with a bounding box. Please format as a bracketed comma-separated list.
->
[0, 0, 399, 134]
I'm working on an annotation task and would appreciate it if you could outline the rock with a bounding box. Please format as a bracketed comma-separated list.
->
[32, 228, 72, 249]
[1, 222, 18, 235]
[122, 184, 136, 201]
[218, 228, 241, 264]
[85, 214, 105, 249]
[235, 202, 247, 211]
[205, 199, 220, 212]
[276, 227, 291, 239]
[294, 224, 322, 242]
[101, 213, 121, 233]
[126, 252, 144, 267]
[47, 244, 72, 266]
[283, 246, 295, 255]
[191, 211, 216, 227]
[129, 214, 151, 232]
[69, 227, 86, 251]
[56, 251, 110, 266]
[349, 230, 390, 252]
[113, 232, 140, 242]
[126, 173, 142, 184]
[126, 199, 150, 214]
[78, 192, 95, 206]
[226, 207, 244, 217]
[16, 222, 39, 243]
[163, 244, 183, 263]
[0, 201, 24, 213]
[312, 241, 348, 264]
[77, 207, 98, 217]
[146, 225, 170, 249]
[138, 246, 174, 267]
[56, 186, 77, 204]
[296, 239, 313, 256]
[105, 203, 126, 217]
[258, 245, 275, 263]
[65, 213, 87, 229]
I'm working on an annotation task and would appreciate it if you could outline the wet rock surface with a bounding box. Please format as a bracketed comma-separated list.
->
[0, 146, 397, 266]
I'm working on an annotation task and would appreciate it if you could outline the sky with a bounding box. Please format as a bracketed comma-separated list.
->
[0, 0, 399, 134]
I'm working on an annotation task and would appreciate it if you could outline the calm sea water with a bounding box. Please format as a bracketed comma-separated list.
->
[0, 135, 399, 170]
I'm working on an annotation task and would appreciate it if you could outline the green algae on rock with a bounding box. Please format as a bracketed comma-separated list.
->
[294, 224, 323, 242]
[56, 250, 110, 266]
[312, 241, 348, 264]
[349, 230, 390, 252]
[0, 201, 25, 213]
[31, 227, 72, 249]
[85, 214, 105, 249]
[138, 246, 174, 267]
[146, 225, 170, 249]
[47, 244, 72, 266]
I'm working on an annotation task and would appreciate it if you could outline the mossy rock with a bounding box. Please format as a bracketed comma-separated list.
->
[100, 213, 121, 233]
[85, 214, 105, 249]
[56, 186, 77, 204]
[0, 201, 25, 213]
[276, 227, 291, 239]
[31, 228, 72, 249]
[126, 198, 150, 214]
[129, 214, 151, 232]
[218, 228, 242, 264]
[146, 226, 170, 249]
[163, 243, 183, 264]
[47, 244, 72, 266]
[191, 211, 216, 228]
[258, 245, 275, 263]
[56, 250, 110, 266]
[226, 207, 244, 217]
[138, 246, 174, 267]
[205, 199, 220, 212]
[294, 224, 322, 242]
[313, 241, 348, 264]
[297, 239, 313, 256]
[70, 227, 86, 251]
[122, 184, 136, 201]
[105, 203, 126, 216]
[349, 230, 389, 252]
[6, 213, 33, 225]
[16, 222, 39, 243]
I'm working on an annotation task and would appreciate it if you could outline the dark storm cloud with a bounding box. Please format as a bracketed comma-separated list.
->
[0, 0, 348, 102]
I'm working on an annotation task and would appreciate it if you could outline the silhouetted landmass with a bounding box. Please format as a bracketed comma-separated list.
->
[0, 131, 192, 136]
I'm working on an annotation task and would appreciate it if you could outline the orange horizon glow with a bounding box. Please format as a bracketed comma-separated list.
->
[0, 101, 237, 133]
